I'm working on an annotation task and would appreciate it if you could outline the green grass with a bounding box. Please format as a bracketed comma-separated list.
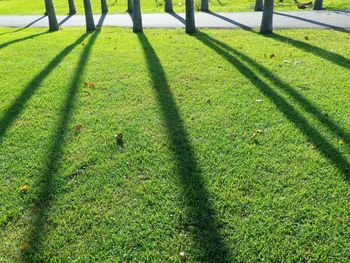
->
[0, 26, 350, 262]
[0, 0, 349, 14]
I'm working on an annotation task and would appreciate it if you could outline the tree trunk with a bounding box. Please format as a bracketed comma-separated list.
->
[185, 0, 195, 33]
[132, 0, 142, 32]
[127, 0, 134, 12]
[164, 0, 173, 12]
[200, 0, 209, 11]
[44, 0, 59, 31]
[44, 0, 48, 15]
[101, 0, 108, 13]
[260, 0, 274, 34]
[68, 0, 76, 14]
[313, 0, 323, 10]
[83, 0, 96, 31]
[254, 0, 263, 11]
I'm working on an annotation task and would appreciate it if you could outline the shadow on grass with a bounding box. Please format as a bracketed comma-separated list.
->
[21, 17, 105, 261]
[137, 32, 229, 261]
[0, 34, 86, 143]
[202, 32, 350, 151]
[195, 31, 350, 180]
[267, 33, 350, 69]
[0, 30, 48, 50]
[204, 12, 350, 69]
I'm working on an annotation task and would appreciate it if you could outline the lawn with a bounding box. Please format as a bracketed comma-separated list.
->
[0, 26, 350, 262]
[0, 0, 349, 14]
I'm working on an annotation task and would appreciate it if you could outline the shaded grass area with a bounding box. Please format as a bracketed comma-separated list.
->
[0, 0, 349, 15]
[0, 27, 349, 261]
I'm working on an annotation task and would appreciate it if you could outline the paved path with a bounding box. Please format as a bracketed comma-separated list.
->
[0, 10, 349, 30]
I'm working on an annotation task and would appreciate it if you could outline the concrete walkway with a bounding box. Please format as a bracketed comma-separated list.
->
[0, 10, 349, 30]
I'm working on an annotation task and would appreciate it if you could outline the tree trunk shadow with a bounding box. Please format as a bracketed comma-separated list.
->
[137, 32, 230, 261]
[195, 31, 350, 180]
[21, 16, 106, 262]
[0, 32, 84, 143]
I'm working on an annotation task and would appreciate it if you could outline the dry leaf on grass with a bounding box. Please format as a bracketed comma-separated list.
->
[179, 251, 186, 261]
[19, 185, 29, 191]
[20, 242, 31, 251]
[74, 124, 82, 132]
[249, 130, 262, 140]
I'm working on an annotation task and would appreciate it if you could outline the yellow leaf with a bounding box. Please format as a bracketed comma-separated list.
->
[20, 242, 31, 251]
[19, 185, 29, 191]
[179, 251, 186, 261]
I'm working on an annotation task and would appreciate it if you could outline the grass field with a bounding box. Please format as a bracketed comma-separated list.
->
[0, 0, 349, 14]
[0, 26, 350, 261]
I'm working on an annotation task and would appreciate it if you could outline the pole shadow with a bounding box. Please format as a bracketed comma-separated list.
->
[267, 33, 350, 69]
[97, 13, 107, 26]
[0, 15, 47, 36]
[21, 16, 105, 261]
[274, 12, 350, 33]
[205, 11, 252, 30]
[167, 11, 186, 25]
[0, 31, 48, 50]
[137, 32, 230, 261]
[58, 15, 73, 26]
[201, 32, 350, 152]
[198, 11, 350, 70]
[0, 34, 86, 143]
[194, 31, 350, 180]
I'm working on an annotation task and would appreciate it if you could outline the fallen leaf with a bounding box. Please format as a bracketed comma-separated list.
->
[89, 82, 96, 87]
[74, 124, 82, 132]
[20, 242, 31, 251]
[179, 251, 186, 261]
[19, 185, 29, 191]
[250, 131, 258, 140]
[249, 130, 262, 140]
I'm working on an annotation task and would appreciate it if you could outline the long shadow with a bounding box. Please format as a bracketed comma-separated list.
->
[167, 11, 186, 25]
[0, 15, 46, 36]
[267, 33, 350, 69]
[200, 32, 350, 151]
[199, 12, 350, 69]
[334, 10, 350, 16]
[205, 11, 252, 30]
[0, 31, 48, 50]
[0, 34, 86, 143]
[58, 15, 73, 26]
[274, 12, 350, 33]
[97, 13, 107, 26]
[195, 31, 350, 180]
[21, 16, 105, 261]
[137, 32, 230, 261]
